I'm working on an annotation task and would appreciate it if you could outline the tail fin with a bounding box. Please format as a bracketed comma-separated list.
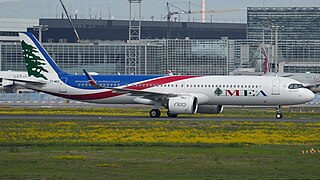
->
[261, 45, 270, 74]
[18, 32, 68, 80]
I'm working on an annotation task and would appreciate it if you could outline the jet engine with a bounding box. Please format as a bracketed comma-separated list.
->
[197, 105, 223, 114]
[168, 96, 198, 114]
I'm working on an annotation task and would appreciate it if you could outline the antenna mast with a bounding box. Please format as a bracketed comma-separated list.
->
[125, 0, 142, 75]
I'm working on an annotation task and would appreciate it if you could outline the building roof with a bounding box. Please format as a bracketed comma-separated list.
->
[32, 18, 246, 42]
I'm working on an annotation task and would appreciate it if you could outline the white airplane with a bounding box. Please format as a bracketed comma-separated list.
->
[2, 32, 315, 119]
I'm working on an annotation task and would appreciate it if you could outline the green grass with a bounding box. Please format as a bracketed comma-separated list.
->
[0, 107, 320, 179]
[1, 145, 320, 179]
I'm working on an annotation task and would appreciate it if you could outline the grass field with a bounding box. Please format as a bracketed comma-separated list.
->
[0, 107, 320, 179]
[1, 145, 320, 179]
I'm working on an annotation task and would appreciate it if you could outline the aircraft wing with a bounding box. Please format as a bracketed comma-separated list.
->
[280, 74, 293, 78]
[304, 83, 320, 90]
[82, 69, 177, 98]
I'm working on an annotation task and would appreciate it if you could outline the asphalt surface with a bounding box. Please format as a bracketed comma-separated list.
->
[0, 101, 319, 122]
[0, 114, 319, 122]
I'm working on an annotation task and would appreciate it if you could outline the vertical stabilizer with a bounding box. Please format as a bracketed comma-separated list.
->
[261, 45, 270, 74]
[19, 32, 67, 80]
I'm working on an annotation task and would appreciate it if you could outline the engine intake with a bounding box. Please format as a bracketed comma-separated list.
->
[197, 105, 223, 114]
[168, 96, 198, 114]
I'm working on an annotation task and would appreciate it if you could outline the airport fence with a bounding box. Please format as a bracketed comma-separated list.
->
[0, 93, 67, 103]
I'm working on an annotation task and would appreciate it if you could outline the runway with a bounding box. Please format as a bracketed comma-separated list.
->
[0, 114, 319, 122]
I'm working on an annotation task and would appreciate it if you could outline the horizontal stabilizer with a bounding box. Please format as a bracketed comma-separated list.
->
[4, 77, 46, 84]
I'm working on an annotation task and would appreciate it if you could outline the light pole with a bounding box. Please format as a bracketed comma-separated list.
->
[271, 25, 283, 73]
[33, 25, 48, 43]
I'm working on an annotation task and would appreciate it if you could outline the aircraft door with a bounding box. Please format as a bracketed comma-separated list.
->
[272, 79, 280, 95]
[59, 77, 68, 93]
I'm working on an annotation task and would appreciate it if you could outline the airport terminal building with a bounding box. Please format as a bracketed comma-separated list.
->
[27, 19, 246, 43]
[246, 7, 320, 73]
[1, 7, 320, 75]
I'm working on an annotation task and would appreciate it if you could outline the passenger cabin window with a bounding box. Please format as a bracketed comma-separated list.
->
[288, 84, 304, 89]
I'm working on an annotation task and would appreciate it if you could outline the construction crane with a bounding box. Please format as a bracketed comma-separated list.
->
[190, 9, 242, 15]
[164, 2, 243, 38]
[164, 2, 191, 22]
[59, 0, 80, 42]
[165, 2, 243, 23]
[164, 2, 191, 39]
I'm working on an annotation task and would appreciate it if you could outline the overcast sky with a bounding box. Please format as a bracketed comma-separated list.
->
[1, 0, 320, 22]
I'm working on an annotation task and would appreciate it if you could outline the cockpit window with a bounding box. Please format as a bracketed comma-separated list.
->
[288, 83, 304, 89]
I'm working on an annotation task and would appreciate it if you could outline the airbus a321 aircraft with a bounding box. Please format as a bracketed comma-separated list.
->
[4, 32, 315, 119]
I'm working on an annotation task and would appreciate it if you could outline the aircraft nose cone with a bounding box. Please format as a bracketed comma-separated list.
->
[305, 89, 315, 102]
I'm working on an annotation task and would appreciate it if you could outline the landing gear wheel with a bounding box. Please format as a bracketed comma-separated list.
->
[276, 113, 283, 119]
[167, 111, 178, 118]
[150, 109, 161, 118]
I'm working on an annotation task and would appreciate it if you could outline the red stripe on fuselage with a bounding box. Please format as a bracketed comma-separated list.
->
[126, 75, 198, 90]
[47, 75, 199, 100]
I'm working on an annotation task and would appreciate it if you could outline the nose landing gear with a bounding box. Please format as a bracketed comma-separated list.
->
[275, 106, 283, 119]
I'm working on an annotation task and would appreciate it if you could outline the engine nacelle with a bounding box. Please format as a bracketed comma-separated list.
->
[168, 96, 198, 114]
[197, 105, 223, 114]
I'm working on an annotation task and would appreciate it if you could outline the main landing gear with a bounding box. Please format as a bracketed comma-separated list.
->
[167, 111, 178, 118]
[150, 109, 161, 118]
[275, 106, 283, 119]
[149, 109, 179, 118]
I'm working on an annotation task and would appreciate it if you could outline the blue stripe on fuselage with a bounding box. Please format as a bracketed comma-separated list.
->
[61, 74, 163, 89]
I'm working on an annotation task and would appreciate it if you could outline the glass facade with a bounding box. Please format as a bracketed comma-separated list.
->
[247, 7, 320, 40]
[0, 42, 127, 75]
[246, 7, 320, 73]
[232, 39, 320, 73]
[165, 39, 230, 75]
[47, 43, 126, 75]
[283, 64, 320, 73]
[0, 42, 25, 72]
[0, 39, 231, 75]
[2, 38, 320, 75]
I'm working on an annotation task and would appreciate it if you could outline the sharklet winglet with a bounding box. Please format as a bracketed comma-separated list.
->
[82, 69, 111, 89]
[83, 69, 99, 87]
